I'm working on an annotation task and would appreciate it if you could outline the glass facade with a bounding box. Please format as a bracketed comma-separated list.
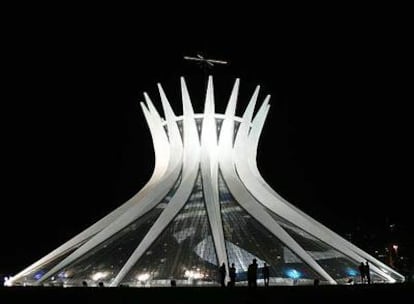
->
[12, 239, 89, 286]
[44, 205, 164, 287]
[38, 177, 182, 287]
[120, 174, 219, 287]
[218, 173, 325, 285]
[266, 209, 392, 284]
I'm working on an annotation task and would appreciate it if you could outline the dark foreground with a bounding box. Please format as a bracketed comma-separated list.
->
[1, 284, 412, 304]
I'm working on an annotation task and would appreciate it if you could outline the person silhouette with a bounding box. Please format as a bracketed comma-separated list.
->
[262, 263, 270, 287]
[364, 261, 371, 284]
[219, 262, 227, 287]
[358, 262, 366, 284]
[229, 263, 236, 287]
[248, 259, 258, 288]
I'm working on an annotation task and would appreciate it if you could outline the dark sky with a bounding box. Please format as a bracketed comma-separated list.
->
[1, 11, 412, 276]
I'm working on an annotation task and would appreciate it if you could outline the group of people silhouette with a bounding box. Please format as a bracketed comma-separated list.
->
[219, 259, 270, 288]
[358, 261, 371, 284]
[220, 259, 373, 287]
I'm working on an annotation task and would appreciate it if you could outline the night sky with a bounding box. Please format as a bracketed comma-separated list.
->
[1, 11, 412, 277]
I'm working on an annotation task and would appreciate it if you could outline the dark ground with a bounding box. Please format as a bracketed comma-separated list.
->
[1, 284, 413, 304]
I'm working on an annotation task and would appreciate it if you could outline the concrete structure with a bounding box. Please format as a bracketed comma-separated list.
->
[6, 77, 404, 287]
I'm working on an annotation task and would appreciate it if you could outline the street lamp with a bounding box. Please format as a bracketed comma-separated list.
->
[392, 244, 398, 256]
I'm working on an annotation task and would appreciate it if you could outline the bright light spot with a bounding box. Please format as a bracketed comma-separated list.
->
[58, 271, 70, 278]
[4, 277, 12, 287]
[91, 271, 109, 281]
[285, 269, 301, 279]
[392, 244, 398, 250]
[137, 273, 150, 282]
[346, 267, 358, 277]
[34, 271, 45, 280]
[184, 270, 204, 279]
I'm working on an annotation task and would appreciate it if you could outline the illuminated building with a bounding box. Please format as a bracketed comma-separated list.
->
[6, 77, 404, 287]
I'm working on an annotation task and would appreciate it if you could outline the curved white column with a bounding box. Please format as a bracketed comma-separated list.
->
[37, 91, 183, 285]
[200, 76, 229, 282]
[232, 80, 397, 281]
[111, 77, 201, 286]
[235, 96, 399, 282]
[219, 88, 336, 284]
[8, 99, 172, 285]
